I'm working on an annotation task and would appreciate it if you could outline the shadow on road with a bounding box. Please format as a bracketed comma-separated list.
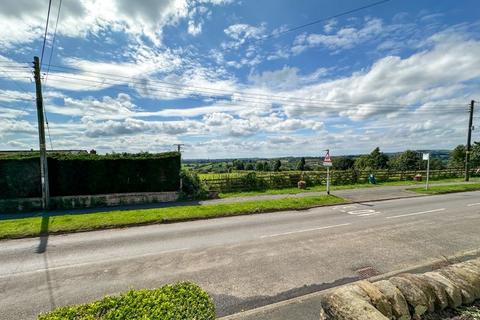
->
[36, 213, 50, 254]
[36, 213, 57, 311]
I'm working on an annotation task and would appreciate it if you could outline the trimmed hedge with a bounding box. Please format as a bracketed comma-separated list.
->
[0, 152, 180, 199]
[38, 282, 215, 320]
[0, 158, 41, 198]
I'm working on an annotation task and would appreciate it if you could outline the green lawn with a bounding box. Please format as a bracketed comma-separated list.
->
[219, 177, 480, 198]
[0, 195, 345, 240]
[407, 183, 480, 194]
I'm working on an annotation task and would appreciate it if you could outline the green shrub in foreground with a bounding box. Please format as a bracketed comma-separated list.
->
[38, 282, 215, 320]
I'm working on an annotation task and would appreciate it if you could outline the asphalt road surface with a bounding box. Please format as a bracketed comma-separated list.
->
[1, 191, 480, 319]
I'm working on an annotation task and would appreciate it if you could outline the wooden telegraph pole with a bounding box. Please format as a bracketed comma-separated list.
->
[465, 100, 475, 181]
[33, 56, 50, 209]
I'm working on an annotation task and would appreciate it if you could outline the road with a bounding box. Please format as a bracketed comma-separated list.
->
[1, 191, 480, 319]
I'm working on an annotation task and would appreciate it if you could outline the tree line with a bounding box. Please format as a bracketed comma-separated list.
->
[187, 143, 480, 173]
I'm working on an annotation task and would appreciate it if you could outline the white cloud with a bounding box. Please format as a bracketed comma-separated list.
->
[0, 0, 231, 48]
[292, 18, 383, 54]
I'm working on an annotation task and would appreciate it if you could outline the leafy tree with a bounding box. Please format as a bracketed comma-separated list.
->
[245, 163, 254, 170]
[389, 150, 421, 171]
[449, 144, 466, 168]
[471, 142, 480, 167]
[296, 157, 306, 171]
[255, 161, 264, 171]
[264, 161, 270, 171]
[273, 159, 282, 172]
[354, 147, 389, 170]
[333, 156, 355, 170]
[233, 159, 245, 170]
[370, 147, 389, 169]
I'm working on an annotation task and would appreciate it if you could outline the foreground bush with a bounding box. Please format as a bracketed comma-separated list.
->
[180, 169, 209, 199]
[38, 282, 215, 320]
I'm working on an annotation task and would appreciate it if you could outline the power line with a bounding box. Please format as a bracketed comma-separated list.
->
[44, 0, 62, 86]
[43, 0, 63, 152]
[40, 0, 53, 67]
[255, 0, 391, 43]
[43, 70, 465, 110]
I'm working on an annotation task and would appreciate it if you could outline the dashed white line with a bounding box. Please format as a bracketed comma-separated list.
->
[260, 223, 351, 239]
[467, 203, 480, 207]
[386, 208, 446, 219]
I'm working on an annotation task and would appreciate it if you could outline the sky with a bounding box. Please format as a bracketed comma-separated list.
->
[0, 0, 479, 159]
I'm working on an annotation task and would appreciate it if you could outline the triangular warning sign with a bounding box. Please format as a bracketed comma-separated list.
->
[324, 154, 332, 163]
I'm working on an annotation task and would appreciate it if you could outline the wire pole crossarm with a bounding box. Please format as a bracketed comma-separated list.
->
[465, 100, 475, 181]
[33, 56, 50, 209]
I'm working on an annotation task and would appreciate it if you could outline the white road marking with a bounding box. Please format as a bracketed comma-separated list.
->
[260, 223, 351, 239]
[386, 208, 446, 219]
[467, 203, 480, 207]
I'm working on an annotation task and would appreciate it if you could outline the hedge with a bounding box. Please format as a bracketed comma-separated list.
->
[0, 158, 41, 198]
[0, 152, 180, 199]
[38, 282, 215, 320]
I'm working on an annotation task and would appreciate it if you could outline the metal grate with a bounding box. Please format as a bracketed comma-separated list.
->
[355, 266, 380, 279]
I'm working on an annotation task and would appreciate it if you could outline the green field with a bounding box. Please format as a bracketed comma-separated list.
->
[0, 195, 345, 239]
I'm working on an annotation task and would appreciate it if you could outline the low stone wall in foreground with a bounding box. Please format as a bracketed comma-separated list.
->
[320, 258, 480, 320]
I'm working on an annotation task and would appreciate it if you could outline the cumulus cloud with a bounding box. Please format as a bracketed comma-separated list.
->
[0, 0, 230, 48]
[292, 18, 384, 54]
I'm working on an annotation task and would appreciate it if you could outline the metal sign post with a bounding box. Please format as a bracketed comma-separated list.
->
[323, 149, 333, 195]
[423, 153, 430, 190]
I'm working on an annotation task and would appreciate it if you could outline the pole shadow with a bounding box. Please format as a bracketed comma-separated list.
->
[36, 212, 57, 310]
[36, 213, 49, 254]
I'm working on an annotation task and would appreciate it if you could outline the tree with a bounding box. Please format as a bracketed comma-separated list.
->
[449, 144, 466, 168]
[333, 156, 355, 170]
[354, 147, 389, 170]
[255, 161, 264, 171]
[245, 163, 254, 170]
[471, 142, 480, 167]
[296, 157, 306, 171]
[263, 161, 270, 171]
[389, 150, 421, 171]
[370, 147, 389, 169]
[273, 159, 282, 172]
[233, 159, 245, 170]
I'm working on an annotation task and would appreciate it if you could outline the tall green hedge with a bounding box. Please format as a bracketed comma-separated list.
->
[0, 157, 41, 198]
[38, 282, 215, 320]
[0, 152, 180, 199]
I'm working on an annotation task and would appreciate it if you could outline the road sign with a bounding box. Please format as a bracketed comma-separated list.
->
[323, 153, 333, 167]
[323, 150, 332, 195]
[422, 153, 430, 160]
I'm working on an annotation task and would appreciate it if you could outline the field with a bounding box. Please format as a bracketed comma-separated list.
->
[198, 168, 472, 193]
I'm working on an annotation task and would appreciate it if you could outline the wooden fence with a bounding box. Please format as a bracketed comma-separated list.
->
[201, 167, 474, 193]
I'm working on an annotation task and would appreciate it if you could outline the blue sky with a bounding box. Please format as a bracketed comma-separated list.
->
[0, 0, 479, 159]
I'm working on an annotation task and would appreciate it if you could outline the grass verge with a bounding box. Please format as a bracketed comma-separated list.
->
[407, 183, 480, 195]
[0, 195, 345, 240]
[219, 177, 480, 198]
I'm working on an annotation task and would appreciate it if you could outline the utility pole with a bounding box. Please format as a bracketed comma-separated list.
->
[465, 100, 475, 181]
[173, 144, 185, 153]
[33, 56, 50, 209]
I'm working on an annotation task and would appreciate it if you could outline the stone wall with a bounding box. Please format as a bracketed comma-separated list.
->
[320, 258, 480, 319]
[0, 192, 179, 213]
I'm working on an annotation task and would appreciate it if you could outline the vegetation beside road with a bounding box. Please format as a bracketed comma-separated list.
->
[219, 177, 480, 198]
[0, 195, 345, 239]
[408, 183, 480, 195]
[38, 282, 215, 320]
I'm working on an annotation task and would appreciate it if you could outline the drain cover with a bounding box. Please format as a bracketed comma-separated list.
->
[355, 266, 380, 279]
